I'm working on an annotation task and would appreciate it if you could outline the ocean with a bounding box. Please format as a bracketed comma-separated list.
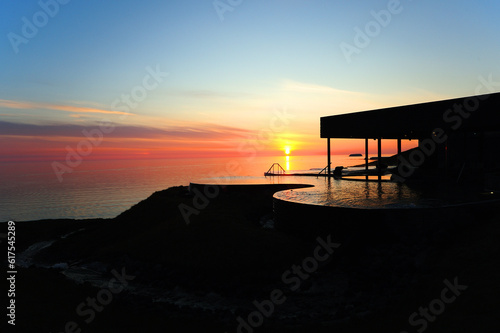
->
[0, 154, 370, 222]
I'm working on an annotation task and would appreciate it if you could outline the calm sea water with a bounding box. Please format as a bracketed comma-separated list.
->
[0, 154, 367, 222]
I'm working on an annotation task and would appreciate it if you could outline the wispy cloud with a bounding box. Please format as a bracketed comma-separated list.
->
[0, 121, 252, 140]
[174, 89, 259, 100]
[281, 80, 454, 108]
[282, 80, 362, 95]
[279, 79, 383, 116]
[0, 99, 134, 116]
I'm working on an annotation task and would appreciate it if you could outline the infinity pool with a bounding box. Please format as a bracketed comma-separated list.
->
[272, 177, 498, 210]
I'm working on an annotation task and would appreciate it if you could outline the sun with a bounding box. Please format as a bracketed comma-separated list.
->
[284, 146, 291, 155]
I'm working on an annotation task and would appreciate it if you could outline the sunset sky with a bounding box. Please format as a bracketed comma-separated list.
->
[1, 0, 500, 162]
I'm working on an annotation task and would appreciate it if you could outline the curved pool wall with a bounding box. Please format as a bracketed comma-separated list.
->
[273, 183, 500, 242]
[272, 178, 500, 242]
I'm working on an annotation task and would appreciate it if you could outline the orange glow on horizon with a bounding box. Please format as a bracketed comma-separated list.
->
[1, 125, 420, 162]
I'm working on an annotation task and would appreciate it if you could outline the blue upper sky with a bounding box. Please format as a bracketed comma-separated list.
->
[1, 0, 500, 156]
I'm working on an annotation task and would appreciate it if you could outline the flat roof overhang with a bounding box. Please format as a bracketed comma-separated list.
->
[320, 92, 500, 140]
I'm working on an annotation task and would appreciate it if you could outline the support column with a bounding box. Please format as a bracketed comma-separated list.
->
[378, 137, 382, 181]
[327, 138, 331, 175]
[365, 138, 369, 180]
[397, 138, 402, 167]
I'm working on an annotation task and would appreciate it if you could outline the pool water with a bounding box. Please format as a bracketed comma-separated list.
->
[273, 177, 498, 210]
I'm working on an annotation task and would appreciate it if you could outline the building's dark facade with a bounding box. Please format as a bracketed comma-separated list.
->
[320, 92, 500, 187]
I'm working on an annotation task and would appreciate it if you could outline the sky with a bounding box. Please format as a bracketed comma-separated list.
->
[1, 0, 500, 162]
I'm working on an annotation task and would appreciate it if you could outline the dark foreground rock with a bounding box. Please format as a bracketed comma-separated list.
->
[6, 185, 500, 332]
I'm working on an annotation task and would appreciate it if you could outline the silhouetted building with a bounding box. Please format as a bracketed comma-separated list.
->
[320, 92, 500, 188]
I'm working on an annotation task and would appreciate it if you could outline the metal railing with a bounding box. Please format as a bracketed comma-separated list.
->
[265, 163, 286, 175]
[317, 164, 331, 177]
